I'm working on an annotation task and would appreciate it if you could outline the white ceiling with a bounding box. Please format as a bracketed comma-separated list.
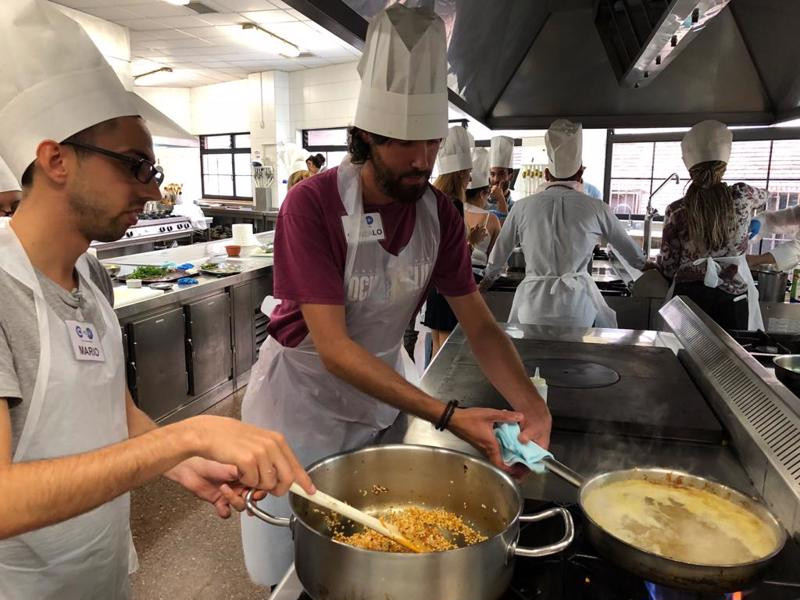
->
[53, 0, 362, 87]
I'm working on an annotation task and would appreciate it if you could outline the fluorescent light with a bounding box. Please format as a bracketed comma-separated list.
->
[163, 0, 191, 5]
[240, 23, 301, 58]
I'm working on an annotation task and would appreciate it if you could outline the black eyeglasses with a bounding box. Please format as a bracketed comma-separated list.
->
[61, 141, 164, 185]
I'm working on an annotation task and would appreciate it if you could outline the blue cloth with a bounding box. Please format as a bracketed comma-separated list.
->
[748, 219, 761, 239]
[177, 277, 198, 285]
[494, 423, 552, 474]
[583, 182, 603, 199]
[176, 262, 194, 271]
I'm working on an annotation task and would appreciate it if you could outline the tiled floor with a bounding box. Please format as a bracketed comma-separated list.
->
[130, 389, 271, 600]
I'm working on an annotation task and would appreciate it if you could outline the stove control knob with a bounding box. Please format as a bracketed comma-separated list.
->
[126, 231, 133, 238]
[159, 226, 165, 232]
[167, 226, 173, 231]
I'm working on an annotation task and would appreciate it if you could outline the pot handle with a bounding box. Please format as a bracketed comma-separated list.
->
[512, 507, 575, 558]
[244, 489, 292, 527]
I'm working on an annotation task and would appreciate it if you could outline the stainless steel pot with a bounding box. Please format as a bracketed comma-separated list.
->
[245, 445, 574, 600]
[774, 354, 800, 395]
[754, 266, 788, 303]
[508, 247, 525, 271]
[544, 459, 786, 592]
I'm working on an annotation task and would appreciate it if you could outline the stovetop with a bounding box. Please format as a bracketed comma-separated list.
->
[289, 501, 800, 600]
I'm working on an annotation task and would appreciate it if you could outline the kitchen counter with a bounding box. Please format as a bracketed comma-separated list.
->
[382, 323, 758, 502]
[103, 234, 275, 424]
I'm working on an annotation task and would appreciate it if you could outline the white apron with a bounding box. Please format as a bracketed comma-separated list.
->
[508, 183, 617, 328]
[0, 226, 135, 600]
[666, 254, 764, 331]
[240, 157, 440, 586]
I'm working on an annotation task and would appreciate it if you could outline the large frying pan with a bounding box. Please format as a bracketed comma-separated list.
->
[542, 458, 786, 592]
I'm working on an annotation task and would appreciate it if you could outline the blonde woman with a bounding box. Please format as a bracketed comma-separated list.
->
[658, 121, 768, 330]
[421, 127, 487, 358]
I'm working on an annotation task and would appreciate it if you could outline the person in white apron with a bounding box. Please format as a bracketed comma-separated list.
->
[0, 3, 315, 596]
[481, 120, 647, 328]
[657, 121, 767, 331]
[241, 5, 552, 586]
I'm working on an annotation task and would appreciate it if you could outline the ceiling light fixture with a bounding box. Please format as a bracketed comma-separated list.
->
[133, 66, 174, 83]
[240, 22, 301, 58]
[162, 0, 191, 6]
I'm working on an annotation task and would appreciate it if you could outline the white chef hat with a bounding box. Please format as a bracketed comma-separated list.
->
[0, 0, 138, 181]
[489, 136, 515, 169]
[353, 4, 448, 141]
[545, 119, 583, 179]
[467, 148, 490, 190]
[681, 120, 732, 170]
[436, 126, 474, 175]
[280, 144, 308, 175]
[0, 158, 21, 193]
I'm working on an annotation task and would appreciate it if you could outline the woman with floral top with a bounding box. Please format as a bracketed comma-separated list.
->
[657, 121, 768, 331]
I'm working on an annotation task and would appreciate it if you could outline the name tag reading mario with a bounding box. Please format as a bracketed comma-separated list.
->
[65, 320, 105, 362]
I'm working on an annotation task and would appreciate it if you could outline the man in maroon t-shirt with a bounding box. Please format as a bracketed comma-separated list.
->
[240, 4, 552, 587]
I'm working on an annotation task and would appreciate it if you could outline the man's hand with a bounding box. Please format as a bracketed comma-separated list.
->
[179, 415, 315, 497]
[490, 185, 508, 213]
[447, 407, 523, 473]
[516, 400, 552, 450]
[166, 457, 256, 518]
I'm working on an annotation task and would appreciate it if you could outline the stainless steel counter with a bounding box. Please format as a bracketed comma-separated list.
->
[381, 324, 756, 503]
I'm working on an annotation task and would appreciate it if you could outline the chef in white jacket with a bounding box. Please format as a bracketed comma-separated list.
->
[0, 158, 21, 218]
[481, 119, 646, 327]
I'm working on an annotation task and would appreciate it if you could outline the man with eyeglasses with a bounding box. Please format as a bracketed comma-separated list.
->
[0, 2, 313, 598]
[0, 158, 21, 219]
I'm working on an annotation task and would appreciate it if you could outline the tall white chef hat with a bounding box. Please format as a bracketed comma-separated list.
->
[353, 4, 448, 141]
[545, 119, 583, 179]
[280, 143, 309, 175]
[681, 120, 732, 170]
[467, 148, 490, 190]
[0, 0, 138, 181]
[0, 158, 21, 193]
[436, 126, 474, 175]
[489, 136, 514, 169]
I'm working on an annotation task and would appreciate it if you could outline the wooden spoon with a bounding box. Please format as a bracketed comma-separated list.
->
[290, 483, 424, 553]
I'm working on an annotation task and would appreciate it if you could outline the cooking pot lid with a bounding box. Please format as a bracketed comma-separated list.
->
[525, 359, 620, 389]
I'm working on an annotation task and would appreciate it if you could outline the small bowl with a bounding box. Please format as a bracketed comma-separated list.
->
[225, 244, 241, 257]
[104, 263, 121, 278]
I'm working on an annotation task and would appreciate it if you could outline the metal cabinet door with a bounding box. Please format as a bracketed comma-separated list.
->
[186, 292, 232, 397]
[128, 307, 188, 420]
[231, 282, 254, 378]
[250, 274, 273, 355]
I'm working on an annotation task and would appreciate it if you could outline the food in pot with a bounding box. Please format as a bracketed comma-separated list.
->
[583, 479, 779, 565]
[332, 506, 487, 553]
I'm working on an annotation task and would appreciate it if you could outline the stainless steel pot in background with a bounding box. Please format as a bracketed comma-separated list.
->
[774, 355, 800, 395]
[508, 247, 526, 271]
[755, 266, 788, 303]
[245, 445, 574, 600]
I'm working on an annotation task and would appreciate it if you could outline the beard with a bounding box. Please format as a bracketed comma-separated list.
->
[67, 178, 137, 243]
[370, 145, 431, 204]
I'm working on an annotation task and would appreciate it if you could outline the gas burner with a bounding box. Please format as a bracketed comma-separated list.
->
[645, 581, 749, 600]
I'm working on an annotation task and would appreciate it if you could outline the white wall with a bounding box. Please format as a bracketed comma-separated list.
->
[190, 80, 251, 135]
[135, 88, 192, 133]
[289, 62, 360, 132]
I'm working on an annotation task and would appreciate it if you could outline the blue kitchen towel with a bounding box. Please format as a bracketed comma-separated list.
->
[177, 277, 198, 286]
[176, 263, 194, 271]
[494, 423, 552, 474]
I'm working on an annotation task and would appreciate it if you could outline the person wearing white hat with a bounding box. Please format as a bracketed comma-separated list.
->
[657, 120, 768, 330]
[0, 157, 21, 219]
[464, 147, 502, 269]
[481, 119, 646, 328]
[422, 125, 486, 356]
[0, 2, 314, 597]
[240, 4, 551, 586]
[747, 205, 800, 272]
[487, 135, 516, 219]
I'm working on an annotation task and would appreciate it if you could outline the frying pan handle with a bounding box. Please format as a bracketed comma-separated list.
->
[244, 488, 292, 527]
[512, 507, 575, 558]
[542, 457, 585, 488]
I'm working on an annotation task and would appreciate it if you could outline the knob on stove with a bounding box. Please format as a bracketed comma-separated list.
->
[159, 226, 165, 232]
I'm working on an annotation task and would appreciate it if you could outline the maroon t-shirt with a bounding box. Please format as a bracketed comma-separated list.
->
[268, 167, 477, 347]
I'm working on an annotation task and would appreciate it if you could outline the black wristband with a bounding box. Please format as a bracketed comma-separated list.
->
[435, 400, 459, 431]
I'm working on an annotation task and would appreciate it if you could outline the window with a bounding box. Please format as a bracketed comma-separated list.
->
[302, 127, 348, 173]
[200, 133, 253, 200]
[606, 130, 800, 255]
